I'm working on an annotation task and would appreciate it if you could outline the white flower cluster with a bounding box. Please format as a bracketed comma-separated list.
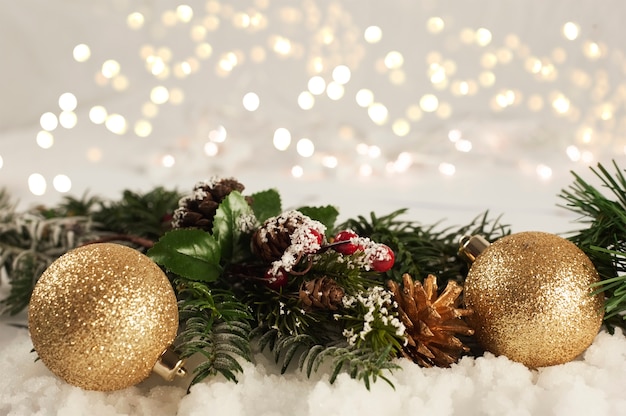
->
[340, 286, 406, 346]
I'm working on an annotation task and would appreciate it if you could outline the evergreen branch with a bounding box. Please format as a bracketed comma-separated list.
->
[338, 209, 509, 286]
[176, 283, 253, 386]
[251, 325, 399, 388]
[93, 187, 182, 241]
[0, 213, 100, 315]
[338, 286, 406, 355]
[558, 161, 626, 330]
[307, 343, 399, 389]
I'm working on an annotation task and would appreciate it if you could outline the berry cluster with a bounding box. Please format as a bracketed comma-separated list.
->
[258, 216, 395, 290]
[331, 230, 395, 273]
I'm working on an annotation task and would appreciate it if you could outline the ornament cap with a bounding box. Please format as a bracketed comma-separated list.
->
[152, 347, 187, 381]
[458, 235, 490, 263]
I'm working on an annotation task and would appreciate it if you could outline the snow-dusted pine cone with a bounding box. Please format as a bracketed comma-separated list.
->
[172, 177, 249, 232]
[387, 273, 474, 368]
[299, 277, 345, 311]
[251, 210, 325, 271]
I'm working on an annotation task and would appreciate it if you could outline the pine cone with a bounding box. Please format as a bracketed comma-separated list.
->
[172, 177, 248, 232]
[251, 210, 324, 264]
[299, 277, 345, 310]
[387, 273, 474, 368]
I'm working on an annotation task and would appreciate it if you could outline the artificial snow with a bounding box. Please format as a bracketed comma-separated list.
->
[2, 324, 626, 416]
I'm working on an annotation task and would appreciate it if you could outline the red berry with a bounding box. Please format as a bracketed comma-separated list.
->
[371, 244, 395, 272]
[333, 230, 360, 255]
[307, 228, 324, 250]
[263, 268, 288, 290]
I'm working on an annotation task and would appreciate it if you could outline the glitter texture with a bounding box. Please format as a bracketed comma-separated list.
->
[464, 231, 604, 368]
[28, 243, 178, 391]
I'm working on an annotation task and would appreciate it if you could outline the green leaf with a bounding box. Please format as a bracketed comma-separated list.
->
[297, 205, 339, 235]
[250, 188, 282, 223]
[212, 192, 255, 263]
[148, 229, 222, 282]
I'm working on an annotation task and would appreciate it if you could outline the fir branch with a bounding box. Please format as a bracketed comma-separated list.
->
[338, 209, 510, 286]
[0, 213, 99, 315]
[559, 161, 626, 330]
[248, 286, 328, 337]
[176, 283, 253, 386]
[37, 192, 102, 218]
[338, 286, 406, 355]
[252, 325, 399, 388]
[304, 342, 399, 389]
[93, 187, 182, 242]
[308, 250, 383, 291]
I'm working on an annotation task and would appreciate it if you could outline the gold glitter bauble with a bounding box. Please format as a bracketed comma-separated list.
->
[463, 231, 604, 368]
[28, 243, 179, 391]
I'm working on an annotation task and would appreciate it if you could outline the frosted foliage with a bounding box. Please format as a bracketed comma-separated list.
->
[2, 328, 626, 415]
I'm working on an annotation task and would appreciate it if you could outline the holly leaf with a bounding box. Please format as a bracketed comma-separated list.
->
[212, 191, 255, 263]
[148, 229, 222, 282]
[297, 205, 339, 236]
[250, 188, 281, 223]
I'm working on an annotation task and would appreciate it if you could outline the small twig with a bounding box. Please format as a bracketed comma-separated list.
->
[288, 254, 314, 276]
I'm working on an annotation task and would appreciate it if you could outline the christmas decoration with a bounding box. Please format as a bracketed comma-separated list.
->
[460, 232, 605, 368]
[299, 277, 345, 311]
[1, 161, 624, 391]
[172, 177, 249, 232]
[329, 229, 396, 272]
[332, 230, 361, 255]
[387, 273, 474, 367]
[251, 210, 326, 266]
[28, 243, 184, 391]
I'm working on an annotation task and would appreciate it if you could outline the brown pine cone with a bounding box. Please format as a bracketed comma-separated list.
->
[251, 210, 324, 266]
[387, 273, 474, 368]
[172, 177, 248, 232]
[299, 277, 345, 310]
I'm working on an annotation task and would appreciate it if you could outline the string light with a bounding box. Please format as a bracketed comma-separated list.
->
[52, 175, 72, 193]
[40, 113, 58, 131]
[59, 111, 78, 129]
[72, 44, 91, 62]
[58, 93, 77, 112]
[21, 4, 626, 198]
[28, 174, 47, 196]
[296, 138, 315, 157]
[364, 26, 382, 43]
[242, 92, 260, 111]
[273, 128, 291, 150]
[308, 76, 326, 95]
[36, 131, 54, 149]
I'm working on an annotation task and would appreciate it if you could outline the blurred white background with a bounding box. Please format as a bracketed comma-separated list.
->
[2, 0, 626, 232]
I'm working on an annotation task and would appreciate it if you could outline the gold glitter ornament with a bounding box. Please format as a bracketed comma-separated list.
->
[459, 232, 604, 368]
[28, 243, 185, 391]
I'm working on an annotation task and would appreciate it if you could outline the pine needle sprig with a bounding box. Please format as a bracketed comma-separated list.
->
[308, 250, 383, 292]
[338, 286, 406, 355]
[176, 282, 253, 386]
[309, 343, 400, 389]
[249, 287, 328, 337]
[93, 187, 182, 242]
[559, 161, 626, 329]
[253, 327, 318, 374]
[0, 213, 99, 315]
[338, 209, 509, 286]
[252, 325, 399, 389]
[37, 192, 102, 218]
